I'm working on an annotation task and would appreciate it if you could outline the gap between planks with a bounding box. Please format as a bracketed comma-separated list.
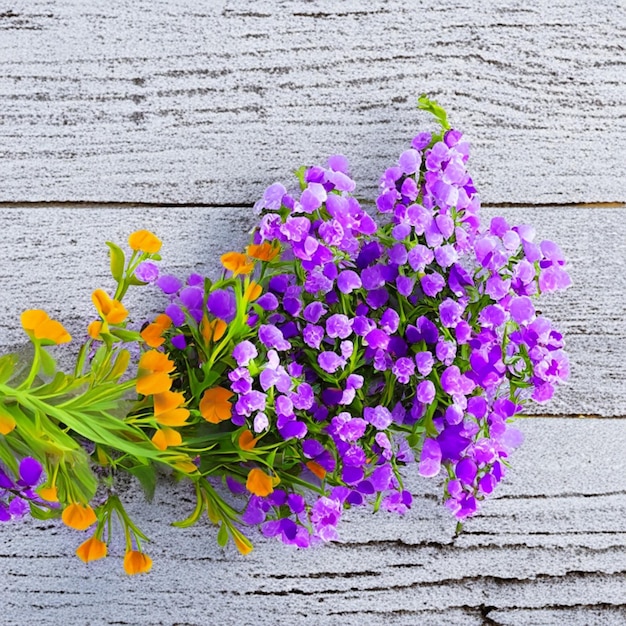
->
[0, 201, 624, 210]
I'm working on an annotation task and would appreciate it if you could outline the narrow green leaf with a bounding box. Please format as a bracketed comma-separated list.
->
[417, 94, 451, 130]
[106, 242, 125, 282]
[39, 349, 57, 378]
[127, 463, 157, 502]
[110, 329, 141, 343]
[0, 354, 16, 385]
[217, 523, 229, 547]
[29, 503, 59, 520]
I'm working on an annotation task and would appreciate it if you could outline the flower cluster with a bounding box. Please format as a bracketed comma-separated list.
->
[0, 98, 570, 571]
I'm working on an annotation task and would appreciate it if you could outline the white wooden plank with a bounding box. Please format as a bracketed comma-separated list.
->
[1, 1, 624, 205]
[0, 418, 625, 625]
[0, 206, 624, 417]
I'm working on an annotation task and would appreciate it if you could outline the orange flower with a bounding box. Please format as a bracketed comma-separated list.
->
[221, 251, 254, 276]
[233, 532, 253, 555]
[20, 309, 48, 331]
[246, 241, 280, 262]
[92, 289, 128, 325]
[128, 230, 161, 254]
[140, 314, 172, 348]
[123, 550, 153, 575]
[76, 536, 107, 563]
[238, 430, 258, 451]
[199, 387, 233, 424]
[87, 320, 103, 340]
[0, 412, 16, 435]
[306, 461, 327, 480]
[20, 309, 71, 344]
[153, 390, 190, 427]
[201, 316, 227, 344]
[62, 503, 97, 531]
[38, 486, 58, 502]
[151, 427, 182, 451]
[246, 468, 274, 497]
[136, 350, 175, 396]
[244, 281, 262, 302]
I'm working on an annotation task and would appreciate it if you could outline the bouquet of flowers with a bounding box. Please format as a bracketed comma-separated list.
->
[0, 97, 570, 573]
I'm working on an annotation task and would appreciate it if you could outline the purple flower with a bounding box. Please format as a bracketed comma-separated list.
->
[171, 334, 187, 350]
[179, 287, 203, 321]
[415, 351, 434, 376]
[331, 413, 368, 442]
[233, 341, 258, 367]
[259, 182, 286, 211]
[207, 289, 236, 322]
[416, 380, 436, 404]
[365, 329, 390, 350]
[157, 274, 183, 295]
[303, 301, 326, 324]
[165, 303, 185, 327]
[408, 245, 434, 272]
[380, 309, 400, 334]
[421, 272, 446, 297]
[318, 352, 345, 373]
[310, 497, 342, 542]
[326, 314, 352, 339]
[419, 438, 441, 477]
[434, 244, 458, 268]
[259, 324, 291, 351]
[392, 357, 415, 384]
[19, 458, 43, 486]
[337, 270, 362, 294]
[509, 296, 535, 325]
[361, 265, 384, 290]
[135, 261, 159, 283]
[396, 275, 415, 297]
[235, 390, 267, 417]
[303, 324, 324, 349]
[256, 293, 280, 311]
[364, 405, 392, 430]
[439, 298, 465, 328]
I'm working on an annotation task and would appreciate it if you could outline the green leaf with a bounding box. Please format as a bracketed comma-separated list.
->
[418, 94, 451, 130]
[127, 275, 148, 286]
[294, 165, 307, 191]
[110, 329, 141, 343]
[29, 503, 58, 520]
[217, 523, 229, 547]
[39, 349, 57, 378]
[0, 354, 17, 385]
[106, 242, 126, 282]
[127, 463, 157, 501]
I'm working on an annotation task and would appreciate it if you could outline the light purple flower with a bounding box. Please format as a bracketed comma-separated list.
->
[364, 405, 392, 430]
[303, 324, 324, 349]
[421, 272, 446, 297]
[233, 341, 258, 367]
[392, 357, 415, 384]
[318, 352, 345, 373]
[135, 261, 159, 283]
[259, 324, 291, 351]
[326, 314, 352, 339]
[419, 438, 441, 477]
[416, 380, 436, 404]
[337, 270, 362, 294]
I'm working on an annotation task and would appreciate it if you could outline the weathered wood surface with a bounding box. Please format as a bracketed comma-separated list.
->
[1, 0, 625, 205]
[1, 206, 624, 418]
[1, 417, 625, 625]
[2, 1, 626, 623]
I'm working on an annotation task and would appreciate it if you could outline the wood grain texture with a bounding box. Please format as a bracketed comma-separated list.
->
[1, 205, 624, 417]
[1, 0, 625, 205]
[0, 418, 625, 625]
